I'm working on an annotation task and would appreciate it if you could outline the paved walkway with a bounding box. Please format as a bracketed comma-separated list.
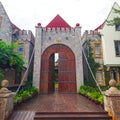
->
[9, 94, 104, 120]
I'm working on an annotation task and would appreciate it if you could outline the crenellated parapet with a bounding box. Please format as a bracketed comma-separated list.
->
[82, 30, 101, 42]
[43, 27, 77, 36]
[18, 30, 34, 41]
[37, 26, 81, 42]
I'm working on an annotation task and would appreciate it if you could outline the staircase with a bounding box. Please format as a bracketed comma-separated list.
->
[34, 111, 112, 120]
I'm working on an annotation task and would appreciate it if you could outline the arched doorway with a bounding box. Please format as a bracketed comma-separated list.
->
[40, 44, 76, 93]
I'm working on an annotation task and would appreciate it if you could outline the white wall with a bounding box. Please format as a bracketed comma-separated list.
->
[100, 3, 120, 66]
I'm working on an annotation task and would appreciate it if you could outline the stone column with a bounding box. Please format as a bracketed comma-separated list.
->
[75, 25, 83, 92]
[33, 24, 42, 91]
[0, 80, 15, 120]
[103, 79, 120, 120]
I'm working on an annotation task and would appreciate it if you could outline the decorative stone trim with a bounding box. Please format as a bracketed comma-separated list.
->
[0, 80, 15, 120]
[104, 79, 120, 120]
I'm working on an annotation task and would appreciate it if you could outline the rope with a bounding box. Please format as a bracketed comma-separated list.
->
[79, 39, 103, 94]
[15, 46, 35, 95]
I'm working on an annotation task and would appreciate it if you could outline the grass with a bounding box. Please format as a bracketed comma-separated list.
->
[55, 83, 59, 88]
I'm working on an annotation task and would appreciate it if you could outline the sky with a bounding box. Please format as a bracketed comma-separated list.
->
[0, 0, 120, 35]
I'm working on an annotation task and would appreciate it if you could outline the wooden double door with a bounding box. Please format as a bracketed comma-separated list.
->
[40, 44, 76, 93]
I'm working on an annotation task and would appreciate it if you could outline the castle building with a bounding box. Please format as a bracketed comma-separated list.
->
[0, 2, 35, 87]
[1, 1, 120, 92]
[33, 15, 83, 93]
[99, 2, 120, 85]
[82, 2, 120, 86]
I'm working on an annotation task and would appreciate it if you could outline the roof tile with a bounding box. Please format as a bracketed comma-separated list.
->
[46, 14, 71, 29]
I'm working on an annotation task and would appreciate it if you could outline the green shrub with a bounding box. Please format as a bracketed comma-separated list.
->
[14, 96, 22, 103]
[14, 87, 38, 103]
[30, 87, 38, 93]
[117, 86, 120, 90]
[79, 88, 85, 94]
[20, 90, 31, 99]
[97, 95, 104, 104]
[87, 91, 102, 100]
[79, 85, 104, 104]
[79, 85, 98, 94]
[79, 85, 86, 94]
[0, 41, 24, 73]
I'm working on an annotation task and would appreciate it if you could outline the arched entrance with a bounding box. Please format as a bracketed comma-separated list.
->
[40, 44, 76, 93]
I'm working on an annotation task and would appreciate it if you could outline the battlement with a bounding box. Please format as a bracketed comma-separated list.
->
[82, 30, 101, 42]
[41, 27, 81, 34]
[45, 27, 72, 32]
[19, 30, 28, 36]
[18, 30, 35, 42]
[84, 30, 100, 35]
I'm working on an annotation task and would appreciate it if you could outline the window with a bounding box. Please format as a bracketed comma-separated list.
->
[16, 42, 25, 57]
[110, 68, 120, 84]
[94, 43, 101, 58]
[115, 24, 120, 31]
[66, 37, 68, 40]
[110, 70, 117, 81]
[49, 37, 51, 40]
[114, 41, 120, 56]
[0, 16, 2, 27]
[96, 70, 104, 85]
[18, 44, 24, 55]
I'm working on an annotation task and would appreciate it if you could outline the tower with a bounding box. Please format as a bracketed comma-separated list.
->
[33, 15, 83, 93]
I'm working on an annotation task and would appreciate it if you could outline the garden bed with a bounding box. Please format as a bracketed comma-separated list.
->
[79, 85, 104, 109]
[80, 93, 104, 109]
[14, 87, 38, 108]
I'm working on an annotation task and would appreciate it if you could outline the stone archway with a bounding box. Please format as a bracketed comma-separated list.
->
[40, 44, 76, 93]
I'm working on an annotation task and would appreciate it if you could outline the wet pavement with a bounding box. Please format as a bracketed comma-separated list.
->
[15, 93, 104, 112]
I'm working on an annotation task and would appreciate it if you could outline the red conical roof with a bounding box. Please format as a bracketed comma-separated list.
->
[46, 14, 71, 29]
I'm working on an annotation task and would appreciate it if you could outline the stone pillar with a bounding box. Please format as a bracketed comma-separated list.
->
[0, 80, 15, 120]
[74, 25, 83, 92]
[33, 24, 42, 91]
[103, 79, 120, 120]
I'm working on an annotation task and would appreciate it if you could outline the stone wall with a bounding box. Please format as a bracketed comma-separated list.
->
[0, 2, 12, 43]
[82, 30, 104, 85]
[33, 26, 83, 92]
[18, 30, 35, 68]
[0, 2, 35, 88]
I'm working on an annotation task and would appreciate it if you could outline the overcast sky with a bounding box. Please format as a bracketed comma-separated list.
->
[0, 0, 120, 34]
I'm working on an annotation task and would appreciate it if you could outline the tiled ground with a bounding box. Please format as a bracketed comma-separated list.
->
[9, 94, 104, 120]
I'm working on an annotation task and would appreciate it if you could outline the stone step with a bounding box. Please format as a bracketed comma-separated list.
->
[34, 112, 112, 120]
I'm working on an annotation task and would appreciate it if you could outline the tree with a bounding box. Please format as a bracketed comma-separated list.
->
[107, 8, 120, 26]
[0, 41, 24, 73]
